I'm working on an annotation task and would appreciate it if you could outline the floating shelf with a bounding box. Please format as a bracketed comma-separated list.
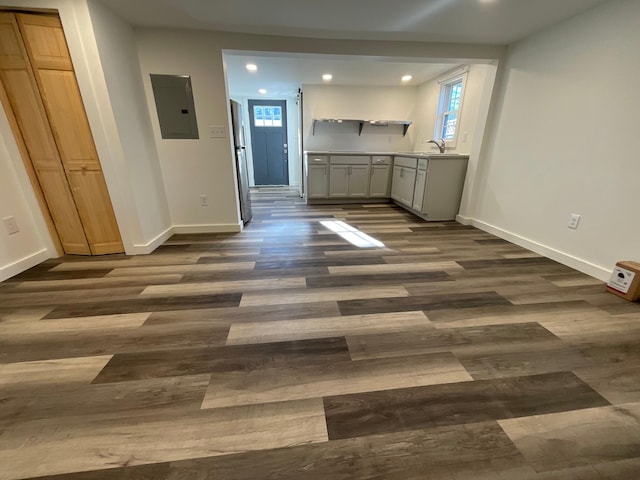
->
[312, 118, 412, 137]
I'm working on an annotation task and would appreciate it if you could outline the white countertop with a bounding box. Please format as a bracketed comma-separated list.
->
[305, 150, 469, 158]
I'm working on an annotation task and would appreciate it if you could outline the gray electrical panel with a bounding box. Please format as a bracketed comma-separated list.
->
[150, 74, 199, 139]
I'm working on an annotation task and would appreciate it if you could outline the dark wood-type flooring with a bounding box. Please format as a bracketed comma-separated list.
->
[1, 187, 640, 479]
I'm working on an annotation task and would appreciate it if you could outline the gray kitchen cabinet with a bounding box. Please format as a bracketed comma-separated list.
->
[412, 159, 427, 210]
[328, 165, 349, 197]
[369, 156, 391, 197]
[306, 152, 468, 219]
[413, 157, 469, 221]
[349, 165, 371, 197]
[329, 156, 370, 198]
[391, 157, 418, 207]
[306, 155, 329, 198]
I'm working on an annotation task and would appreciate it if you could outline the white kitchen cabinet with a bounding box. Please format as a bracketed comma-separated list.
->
[306, 155, 329, 198]
[369, 156, 391, 197]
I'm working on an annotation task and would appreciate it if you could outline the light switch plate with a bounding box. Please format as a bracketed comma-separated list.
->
[568, 213, 581, 229]
[209, 125, 226, 138]
[3, 216, 19, 234]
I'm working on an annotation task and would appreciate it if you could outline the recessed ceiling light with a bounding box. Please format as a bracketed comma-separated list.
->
[402, 75, 413, 82]
[322, 74, 333, 81]
[246, 63, 257, 72]
[258, 88, 267, 94]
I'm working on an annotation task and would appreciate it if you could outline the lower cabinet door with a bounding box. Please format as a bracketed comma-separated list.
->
[308, 164, 329, 198]
[329, 165, 349, 197]
[391, 165, 403, 202]
[348, 165, 370, 197]
[400, 167, 416, 207]
[370, 164, 390, 197]
[413, 168, 427, 211]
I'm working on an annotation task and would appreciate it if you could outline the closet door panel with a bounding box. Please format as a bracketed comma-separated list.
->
[67, 170, 124, 255]
[15, 14, 72, 71]
[17, 12, 124, 254]
[0, 12, 90, 255]
[37, 168, 91, 254]
[0, 14, 27, 69]
[2, 69, 59, 168]
[36, 69, 100, 170]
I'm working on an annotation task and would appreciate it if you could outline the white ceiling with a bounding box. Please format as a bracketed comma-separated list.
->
[224, 53, 458, 97]
[101, 0, 608, 45]
[100, 0, 609, 99]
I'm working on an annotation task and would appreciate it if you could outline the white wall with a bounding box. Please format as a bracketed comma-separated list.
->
[303, 85, 418, 152]
[136, 30, 242, 232]
[0, 108, 53, 282]
[87, 0, 171, 249]
[470, 0, 640, 280]
[134, 27, 504, 233]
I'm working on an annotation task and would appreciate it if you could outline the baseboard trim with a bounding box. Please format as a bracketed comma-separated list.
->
[127, 227, 174, 255]
[455, 214, 473, 225]
[0, 249, 51, 282]
[469, 218, 611, 281]
[172, 223, 242, 234]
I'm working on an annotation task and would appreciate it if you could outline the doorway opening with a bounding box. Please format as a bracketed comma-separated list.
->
[248, 99, 289, 186]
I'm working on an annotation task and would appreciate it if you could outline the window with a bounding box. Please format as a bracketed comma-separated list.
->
[435, 72, 467, 145]
[253, 105, 282, 127]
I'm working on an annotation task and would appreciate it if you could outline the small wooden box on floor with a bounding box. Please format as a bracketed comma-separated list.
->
[606, 261, 640, 301]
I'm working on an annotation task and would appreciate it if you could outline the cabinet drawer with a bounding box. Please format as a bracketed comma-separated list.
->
[330, 155, 370, 165]
[372, 155, 391, 165]
[308, 155, 328, 165]
[394, 156, 418, 169]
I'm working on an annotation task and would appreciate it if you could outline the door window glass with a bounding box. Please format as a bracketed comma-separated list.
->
[253, 105, 282, 127]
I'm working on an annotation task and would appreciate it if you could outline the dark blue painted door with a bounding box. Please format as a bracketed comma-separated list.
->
[248, 99, 288, 185]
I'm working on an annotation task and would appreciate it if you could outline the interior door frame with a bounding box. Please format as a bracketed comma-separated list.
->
[247, 98, 289, 186]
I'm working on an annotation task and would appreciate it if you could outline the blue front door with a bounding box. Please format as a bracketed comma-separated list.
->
[248, 99, 288, 185]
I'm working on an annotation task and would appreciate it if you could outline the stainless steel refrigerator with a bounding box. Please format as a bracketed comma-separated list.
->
[230, 100, 252, 224]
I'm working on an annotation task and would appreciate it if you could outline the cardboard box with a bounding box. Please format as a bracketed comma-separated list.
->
[606, 261, 640, 301]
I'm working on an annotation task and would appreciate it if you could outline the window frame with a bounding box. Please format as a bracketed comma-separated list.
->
[434, 70, 468, 149]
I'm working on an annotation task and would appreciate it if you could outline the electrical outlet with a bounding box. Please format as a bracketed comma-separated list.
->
[3, 216, 19, 235]
[200, 195, 208, 206]
[568, 213, 581, 229]
[209, 125, 226, 138]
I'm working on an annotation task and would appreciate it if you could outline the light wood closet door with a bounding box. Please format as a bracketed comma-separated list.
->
[17, 13, 124, 255]
[0, 13, 90, 254]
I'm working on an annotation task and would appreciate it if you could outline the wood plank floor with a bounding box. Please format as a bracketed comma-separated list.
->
[1, 186, 640, 480]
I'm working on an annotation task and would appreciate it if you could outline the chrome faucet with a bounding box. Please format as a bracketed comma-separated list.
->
[427, 139, 446, 153]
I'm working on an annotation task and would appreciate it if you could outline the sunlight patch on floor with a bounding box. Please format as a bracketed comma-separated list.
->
[320, 220, 385, 248]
